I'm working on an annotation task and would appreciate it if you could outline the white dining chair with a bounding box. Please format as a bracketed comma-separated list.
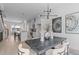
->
[18, 43, 30, 55]
[54, 40, 69, 55]
[46, 44, 66, 55]
[63, 40, 69, 55]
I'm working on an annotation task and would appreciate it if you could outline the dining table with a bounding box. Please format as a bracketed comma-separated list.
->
[25, 36, 66, 55]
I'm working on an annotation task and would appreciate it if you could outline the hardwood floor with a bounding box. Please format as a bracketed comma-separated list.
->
[0, 35, 20, 55]
[0, 34, 78, 55]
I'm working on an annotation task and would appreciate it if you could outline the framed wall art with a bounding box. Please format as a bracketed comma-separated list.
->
[52, 17, 62, 33]
[65, 12, 79, 34]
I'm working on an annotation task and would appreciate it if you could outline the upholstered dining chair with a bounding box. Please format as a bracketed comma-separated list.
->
[46, 40, 69, 55]
[62, 40, 70, 55]
[46, 44, 66, 55]
[18, 43, 30, 55]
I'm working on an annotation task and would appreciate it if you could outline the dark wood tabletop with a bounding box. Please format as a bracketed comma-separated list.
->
[25, 37, 66, 55]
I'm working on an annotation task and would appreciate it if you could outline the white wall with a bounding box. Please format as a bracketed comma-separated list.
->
[40, 3, 79, 51]
[51, 3, 79, 50]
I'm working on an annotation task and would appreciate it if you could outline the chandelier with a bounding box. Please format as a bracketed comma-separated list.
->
[40, 4, 57, 19]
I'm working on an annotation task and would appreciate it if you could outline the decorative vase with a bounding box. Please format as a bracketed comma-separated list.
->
[44, 32, 51, 40]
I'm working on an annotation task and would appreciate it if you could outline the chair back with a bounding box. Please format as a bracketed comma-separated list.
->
[63, 41, 69, 54]
[18, 43, 30, 55]
[46, 45, 66, 55]
[53, 45, 66, 55]
[46, 49, 54, 55]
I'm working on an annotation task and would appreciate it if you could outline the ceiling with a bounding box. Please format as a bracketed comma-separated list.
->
[1, 3, 79, 23]
[0, 3, 48, 23]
